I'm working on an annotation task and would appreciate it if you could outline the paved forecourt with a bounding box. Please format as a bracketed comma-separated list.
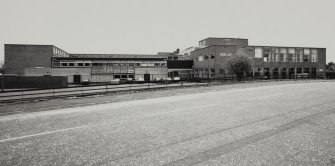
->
[1, 81, 335, 165]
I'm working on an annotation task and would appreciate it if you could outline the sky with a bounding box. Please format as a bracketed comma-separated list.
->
[1, 0, 335, 63]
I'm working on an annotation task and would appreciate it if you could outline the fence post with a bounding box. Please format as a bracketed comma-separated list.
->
[21, 91, 23, 101]
[105, 85, 108, 94]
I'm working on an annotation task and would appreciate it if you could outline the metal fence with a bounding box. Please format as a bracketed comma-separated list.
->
[0, 74, 328, 103]
[0, 81, 207, 103]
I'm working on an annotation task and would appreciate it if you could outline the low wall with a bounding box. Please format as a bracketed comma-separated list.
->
[0, 76, 68, 89]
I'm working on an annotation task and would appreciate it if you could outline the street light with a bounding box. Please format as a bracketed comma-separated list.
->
[295, 51, 297, 82]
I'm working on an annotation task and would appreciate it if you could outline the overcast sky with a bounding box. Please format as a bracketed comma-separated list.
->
[1, 0, 334, 63]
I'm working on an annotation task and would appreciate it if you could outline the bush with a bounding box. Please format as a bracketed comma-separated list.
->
[228, 55, 253, 79]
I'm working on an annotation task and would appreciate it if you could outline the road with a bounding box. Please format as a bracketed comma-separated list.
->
[1, 81, 335, 165]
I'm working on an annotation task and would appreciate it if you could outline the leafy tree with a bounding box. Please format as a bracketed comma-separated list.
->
[228, 55, 253, 78]
[326, 62, 335, 71]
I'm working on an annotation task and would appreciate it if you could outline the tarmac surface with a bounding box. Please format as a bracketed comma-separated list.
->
[1, 81, 335, 165]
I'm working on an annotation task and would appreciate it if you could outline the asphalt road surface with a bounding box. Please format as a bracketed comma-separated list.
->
[1, 81, 335, 165]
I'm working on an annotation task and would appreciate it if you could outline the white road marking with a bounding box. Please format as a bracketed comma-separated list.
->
[0, 125, 88, 143]
[0, 104, 221, 143]
[144, 104, 221, 117]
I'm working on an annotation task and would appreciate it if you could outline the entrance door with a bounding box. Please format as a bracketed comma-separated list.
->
[144, 74, 150, 83]
[73, 75, 81, 84]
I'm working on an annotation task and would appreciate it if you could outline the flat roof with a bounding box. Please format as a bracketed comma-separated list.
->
[192, 44, 326, 52]
[70, 54, 167, 59]
[5, 44, 54, 47]
[199, 37, 249, 42]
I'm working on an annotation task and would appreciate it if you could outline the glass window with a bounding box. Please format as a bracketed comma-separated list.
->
[311, 54, 317, 62]
[297, 68, 302, 74]
[84, 63, 91, 67]
[304, 49, 310, 55]
[69, 62, 75, 67]
[263, 53, 269, 62]
[288, 54, 294, 62]
[280, 48, 287, 53]
[304, 68, 310, 74]
[311, 49, 318, 62]
[279, 54, 285, 62]
[288, 48, 295, 54]
[311, 49, 317, 55]
[61, 63, 68, 67]
[204, 55, 209, 60]
[210, 54, 215, 59]
[246, 47, 254, 58]
[148, 62, 154, 67]
[296, 49, 303, 62]
[263, 48, 270, 53]
[198, 56, 204, 61]
[255, 47, 263, 58]
[303, 54, 309, 62]
[311, 68, 317, 75]
[281, 68, 287, 75]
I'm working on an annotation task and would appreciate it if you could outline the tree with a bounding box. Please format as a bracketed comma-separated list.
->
[228, 55, 253, 78]
[326, 62, 335, 71]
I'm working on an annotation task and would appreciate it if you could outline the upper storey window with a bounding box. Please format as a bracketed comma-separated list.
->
[304, 49, 310, 62]
[199, 41, 206, 46]
[311, 49, 318, 62]
[255, 47, 263, 58]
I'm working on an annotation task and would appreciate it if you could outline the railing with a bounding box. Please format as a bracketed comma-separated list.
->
[0, 81, 206, 103]
[0, 74, 328, 103]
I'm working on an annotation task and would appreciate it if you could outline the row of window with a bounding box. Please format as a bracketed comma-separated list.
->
[256, 67, 318, 75]
[263, 54, 318, 62]
[197, 54, 215, 61]
[52, 61, 167, 68]
[194, 67, 318, 75]
[194, 68, 215, 73]
[194, 67, 318, 77]
[196, 48, 319, 62]
[255, 67, 317, 73]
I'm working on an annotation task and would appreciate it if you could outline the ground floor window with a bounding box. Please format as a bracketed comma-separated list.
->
[264, 68, 270, 76]
[304, 68, 310, 74]
[273, 68, 279, 76]
[297, 68, 302, 74]
[281, 68, 287, 76]
[311, 68, 317, 75]
[289, 68, 295, 75]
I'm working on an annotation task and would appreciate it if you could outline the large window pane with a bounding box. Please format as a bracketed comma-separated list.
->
[255, 47, 263, 58]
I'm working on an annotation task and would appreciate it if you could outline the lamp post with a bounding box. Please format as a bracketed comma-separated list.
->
[295, 50, 297, 82]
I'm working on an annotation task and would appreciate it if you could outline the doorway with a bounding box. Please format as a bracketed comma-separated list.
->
[73, 75, 81, 84]
[144, 74, 150, 83]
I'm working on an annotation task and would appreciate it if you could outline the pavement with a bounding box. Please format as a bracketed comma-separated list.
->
[0, 80, 335, 165]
